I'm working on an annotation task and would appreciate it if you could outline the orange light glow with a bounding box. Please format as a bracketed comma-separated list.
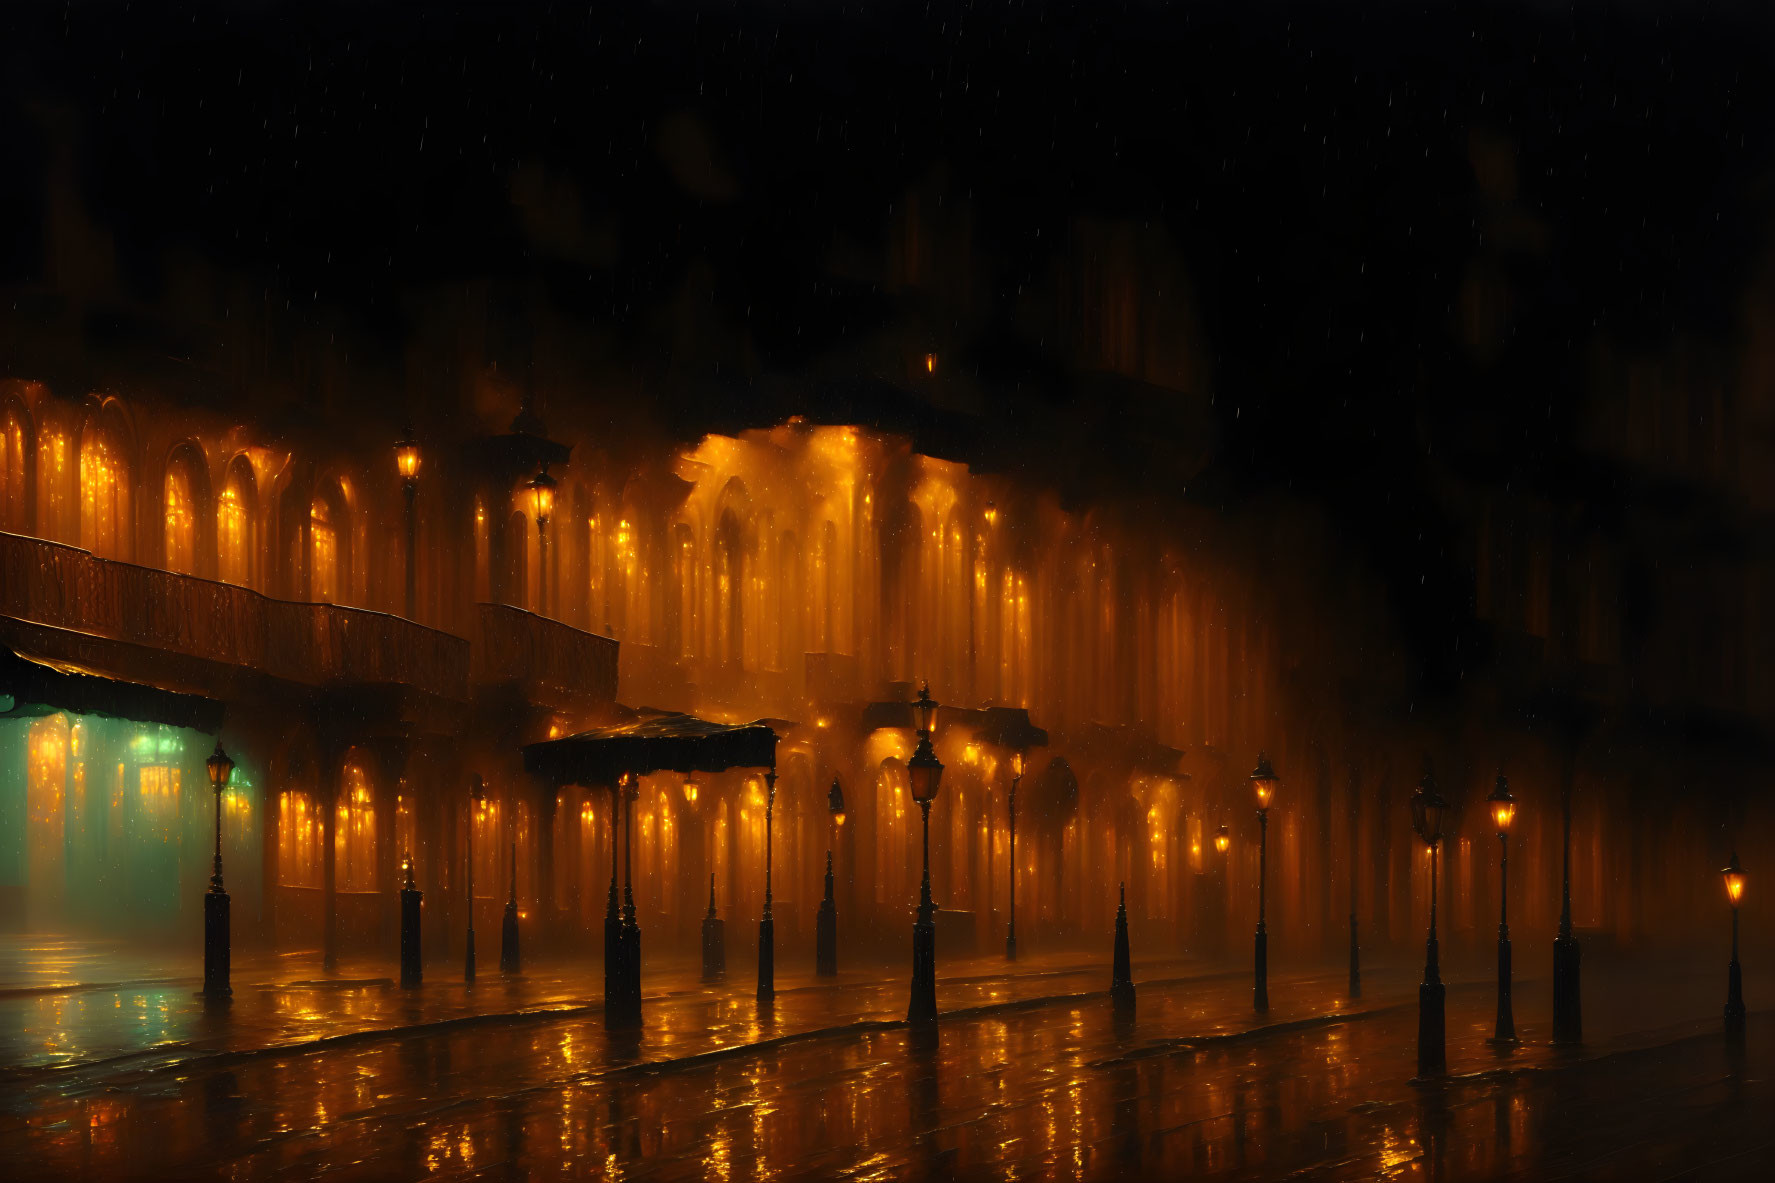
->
[395, 434, 422, 482]
[1723, 854, 1745, 906]
[1492, 800, 1516, 834]
[310, 498, 339, 602]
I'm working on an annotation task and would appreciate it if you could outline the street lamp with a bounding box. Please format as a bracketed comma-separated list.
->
[1250, 754, 1279, 1013]
[1006, 748, 1025, 962]
[1411, 762, 1449, 1077]
[466, 775, 484, 983]
[758, 765, 779, 1003]
[528, 466, 557, 617]
[907, 683, 945, 1024]
[1553, 753, 1582, 1045]
[203, 740, 235, 999]
[1214, 824, 1231, 855]
[501, 790, 521, 976]
[1723, 853, 1747, 1038]
[1488, 772, 1517, 1043]
[396, 428, 421, 620]
[817, 775, 845, 977]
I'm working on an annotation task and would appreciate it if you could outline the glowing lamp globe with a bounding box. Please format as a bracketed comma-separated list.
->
[1214, 825, 1231, 855]
[206, 741, 235, 795]
[528, 467, 558, 527]
[1249, 754, 1278, 811]
[1487, 773, 1516, 835]
[1723, 853, 1745, 907]
[395, 430, 421, 483]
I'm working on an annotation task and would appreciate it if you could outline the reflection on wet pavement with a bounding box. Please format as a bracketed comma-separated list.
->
[1, 945, 1762, 1180]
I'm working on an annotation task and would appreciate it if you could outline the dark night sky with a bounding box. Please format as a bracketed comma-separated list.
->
[5, 0, 1774, 699]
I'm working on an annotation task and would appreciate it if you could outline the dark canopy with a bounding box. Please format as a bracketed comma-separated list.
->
[1, 648, 225, 732]
[976, 706, 1049, 752]
[523, 708, 779, 786]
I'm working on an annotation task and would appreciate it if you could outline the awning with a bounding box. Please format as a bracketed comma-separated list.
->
[524, 707, 779, 785]
[0, 647, 225, 732]
[976, 706, 1049, 751]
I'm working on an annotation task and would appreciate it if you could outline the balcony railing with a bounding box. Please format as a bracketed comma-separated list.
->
[0, 530, 469, 700]
[473, 602, 619, 707]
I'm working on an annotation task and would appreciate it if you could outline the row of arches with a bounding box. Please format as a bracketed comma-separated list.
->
[1, 391, 359, 606]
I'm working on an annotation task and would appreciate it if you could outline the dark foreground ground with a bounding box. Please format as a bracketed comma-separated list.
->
[0, 937, 1765, 1180]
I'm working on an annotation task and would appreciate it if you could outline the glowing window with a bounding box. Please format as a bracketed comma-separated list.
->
[0, 408, 26, 531]
[335, 764, 377, 891]
[278, 790, 325, 889]
[164, 462, 197, 574]
[79, 428, 128, 558]
[311, 498, 338, 602]
[217, 479, 251, 586]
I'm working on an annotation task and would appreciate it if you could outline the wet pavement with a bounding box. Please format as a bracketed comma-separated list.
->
[0, 936, 1764, 1180]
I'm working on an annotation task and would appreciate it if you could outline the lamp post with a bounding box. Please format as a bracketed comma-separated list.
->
[907, 684, 945, 1024]
[1412, 762, 1449, 1077]
[621, 773, 641, 1025]
[1213, 824, 1231, 958]
[817, 776, 845, 977]
[1553, 754, 1582, 1045]
[400, 852, 423, 988]
[528, 466, 557, 618]
[1250, 754, 1278, 1013]
[1723, 853, 1747, 1039]
[203, 740, 235, 1000]
[395, 428, 421, 621]
[758, 766, 779, 1003]
[604, 781, 623, 1025]
[465, 775, 483, 983]
[1488, 772, 1517, 1044]
[501, 800, 520, 975]
[1006, 749, 1024, 961]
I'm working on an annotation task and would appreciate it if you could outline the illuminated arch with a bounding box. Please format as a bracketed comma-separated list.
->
[309, 477, 352, 603]
[217, 454, 259, 588]
[0, 395, 33, 532]
[162, 441, 211, 576]
[77, 400, 134, 559]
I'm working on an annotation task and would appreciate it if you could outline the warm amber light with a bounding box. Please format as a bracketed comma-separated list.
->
[833, 809, 847, 827]
[1492, 800, 1515, 834]
[395, 435, 421, 482]
[682, 780, 699, 804]
[1249, 754, 1278, 810]
[528, 468, 557, 526]
[1723, 853, 1746, 906]
[1214, 827, 1231, 855]
[925, 352, 936, 373]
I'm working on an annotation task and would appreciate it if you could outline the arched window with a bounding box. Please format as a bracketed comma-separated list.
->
[671, 521, 696, 661]
[335, 760, 378, 893]
[311, 497, 339, 602]
[217, 459, 257, 587]
[716, 510, 745, 668]
[0, 400, 30, 532]
[79, 413, 131, 559]
[163, 454, 200, 575]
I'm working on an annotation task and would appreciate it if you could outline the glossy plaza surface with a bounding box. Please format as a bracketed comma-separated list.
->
[0, 941, 1762, 1181]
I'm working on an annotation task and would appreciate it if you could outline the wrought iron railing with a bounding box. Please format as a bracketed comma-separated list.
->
[473, 602, 618, 705]
[0, 530, 469, 699]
